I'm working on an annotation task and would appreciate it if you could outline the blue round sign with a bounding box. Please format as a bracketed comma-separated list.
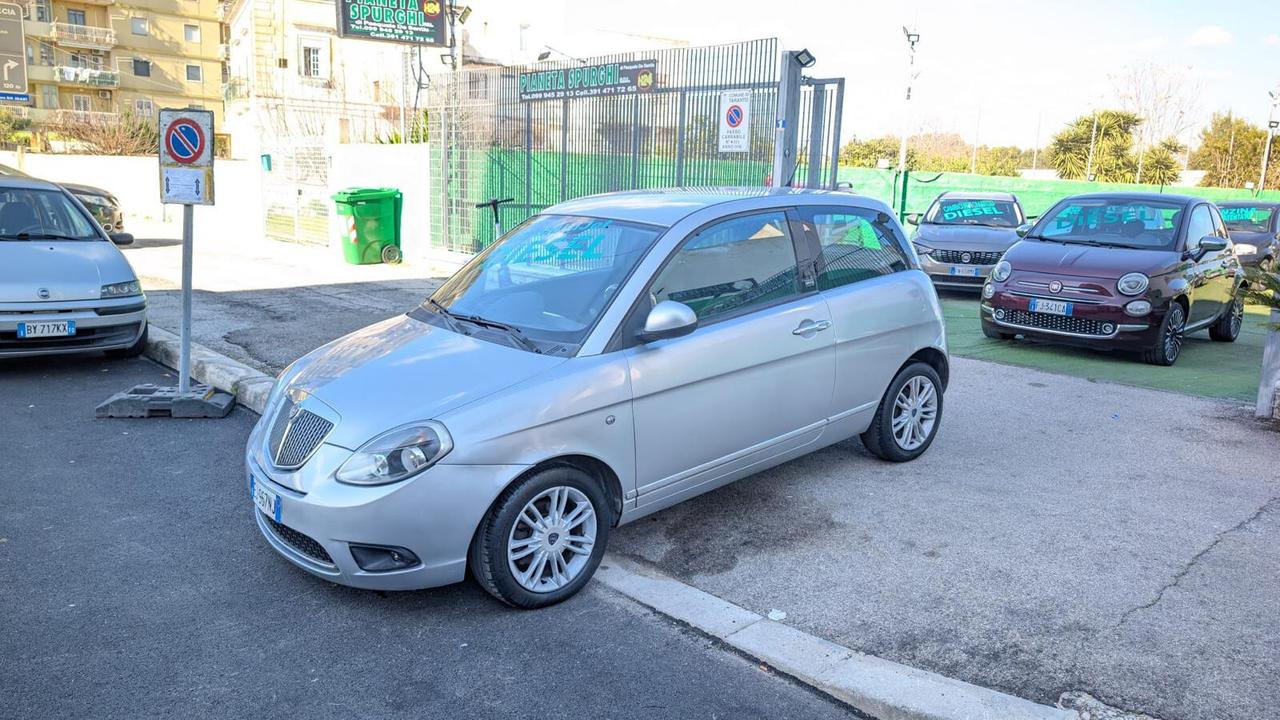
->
[164, 119, 205, 164]
[726, 104, 744, 128]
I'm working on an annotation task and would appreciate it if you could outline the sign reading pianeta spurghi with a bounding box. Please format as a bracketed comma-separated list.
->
[519, 60, 657, 102]
[336, 0, 446, 46]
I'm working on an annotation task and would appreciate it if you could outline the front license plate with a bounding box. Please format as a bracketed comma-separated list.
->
[948, 266, 982, 277]
[1029, 298, 1073, 316]
[251, 476, 281, 522]
[17, 320, 75, 338]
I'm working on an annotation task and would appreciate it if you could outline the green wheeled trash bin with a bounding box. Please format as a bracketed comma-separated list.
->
[332, 187, 404, 264]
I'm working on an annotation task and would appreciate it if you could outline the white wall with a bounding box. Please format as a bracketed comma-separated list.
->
[0, 151, 264, 240]
[328, 143, 432, 259]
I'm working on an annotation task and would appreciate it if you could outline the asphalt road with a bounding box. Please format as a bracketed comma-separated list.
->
[0, 356, 857, 720]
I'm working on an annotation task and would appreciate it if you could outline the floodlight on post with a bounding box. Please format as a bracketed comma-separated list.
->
[794, 48, 816, 68]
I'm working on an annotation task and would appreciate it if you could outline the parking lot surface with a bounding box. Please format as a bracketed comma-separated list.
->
[0, 356, 856, 720]
[614, 355, 1279, 720]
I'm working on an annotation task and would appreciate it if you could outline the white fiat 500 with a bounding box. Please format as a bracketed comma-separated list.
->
[247, 189, 949, 608]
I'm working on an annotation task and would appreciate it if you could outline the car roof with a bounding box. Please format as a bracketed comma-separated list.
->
[938, 191, 1018, 202]
[0, 176, 65, 191]
[544, 187, 887, 226]
[1060, 192, 1204, 206]
[1217, 200, 1280, 208]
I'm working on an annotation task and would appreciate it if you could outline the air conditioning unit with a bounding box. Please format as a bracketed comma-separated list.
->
[97, 90, 112, 100]
[90, 49, 104, 55]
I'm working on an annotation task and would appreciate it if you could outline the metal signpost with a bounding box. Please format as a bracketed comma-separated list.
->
[0, 1, 29, 102]
[98, 109, 233, 418]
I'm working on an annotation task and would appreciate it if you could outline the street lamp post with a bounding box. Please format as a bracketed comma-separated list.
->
[897, 27, 919, 174]
[1259, 91, 1279, 194]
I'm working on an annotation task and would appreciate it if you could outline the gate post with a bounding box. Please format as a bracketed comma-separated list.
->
[771, 51, 803, 188]
[805, 83, 826, 189]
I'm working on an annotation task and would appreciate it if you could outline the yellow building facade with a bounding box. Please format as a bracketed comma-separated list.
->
[17, 0, 224, 130]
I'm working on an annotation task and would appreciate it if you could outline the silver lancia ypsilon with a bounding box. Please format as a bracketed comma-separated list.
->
[246, 189, 949, 608]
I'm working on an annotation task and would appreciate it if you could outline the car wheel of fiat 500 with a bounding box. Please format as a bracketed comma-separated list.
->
[1143, 302, 1186, 366]
[1209, 295, 1244, 343]
[469, 465, 610, 609]
[861, 361, 943, 462]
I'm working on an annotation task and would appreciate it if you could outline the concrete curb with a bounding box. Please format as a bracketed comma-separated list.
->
[597, 555, 1077, 720]
[144, 326, 274, 414]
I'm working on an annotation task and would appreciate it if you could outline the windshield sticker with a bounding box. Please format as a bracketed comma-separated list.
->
[509, 220, 613, 264]
[940, 200, 1003, 221]
[1220, 207, 1267, 223]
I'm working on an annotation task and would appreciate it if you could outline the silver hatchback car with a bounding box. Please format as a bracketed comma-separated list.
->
[246, 189, 949, 608]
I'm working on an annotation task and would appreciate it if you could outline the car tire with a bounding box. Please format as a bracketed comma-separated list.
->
[860, 361, 944, 463]
[1209, 294, 1244, 343]
[104, 323, 148, 359]
[469, 465, 610, 609]
[1142, 302, 1185, 366]
[981, 319, 1014, 340]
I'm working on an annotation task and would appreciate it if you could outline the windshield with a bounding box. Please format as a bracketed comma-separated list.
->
[1219, 206, 1274, 233]
[422, 214, 662, 353]
[0, 188, 100, 240]
[1034, 199, 1183, 250]
[925, 198, 1021, 228]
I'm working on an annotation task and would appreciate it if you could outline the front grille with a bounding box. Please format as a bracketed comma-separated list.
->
[268, 399, 333, 469]
[933, 249, 1003, 265]
[930, 273, 986, 285]
[1002, 309, 1109, 336]
[262, 513, 334, 565]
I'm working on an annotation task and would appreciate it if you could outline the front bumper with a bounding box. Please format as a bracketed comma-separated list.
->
[981, 288, 1163, 349]
[0, 296, 146, 357]
[245, 447, 525, 591]
[918, 253, 994, 290]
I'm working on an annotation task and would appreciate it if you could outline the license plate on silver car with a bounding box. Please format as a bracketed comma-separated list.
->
[250, 476, 281, 522]
[948, 266, 982, 277]
[1029, 298, 1072, 316]
[17, 320, 75, 338]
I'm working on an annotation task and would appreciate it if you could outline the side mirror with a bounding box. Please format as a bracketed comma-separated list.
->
[109, 232, 134, 246]
[637, 300, 698, 343]
[1198, 236, 1228, 254]
[1015, 223, 1033, 238]
[904, 213, 921, 226]
[835, 181, 853, 191]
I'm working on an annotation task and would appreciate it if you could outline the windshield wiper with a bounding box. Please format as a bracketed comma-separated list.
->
[0, 232, 86, 241]
[425, 298, 464, 333]
[450, 312, 542, 354]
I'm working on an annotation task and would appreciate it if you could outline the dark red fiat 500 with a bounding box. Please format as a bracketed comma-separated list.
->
[980, 193, 1245, 366]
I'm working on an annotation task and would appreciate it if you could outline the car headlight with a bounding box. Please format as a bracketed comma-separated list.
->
[912, 242, 934, 257]
[982, 283, 995, 299]
[100, 280, 141, 298]
[335, 422, 453, 486]
[991, 260, 1012, 283]
[1235, 243, 1257, 256]
[1116, 272, 1149, 296]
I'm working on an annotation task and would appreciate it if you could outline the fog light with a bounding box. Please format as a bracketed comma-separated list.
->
[1101, 323, 1116, 335]
[349, 544, 420, 572]
[1124, 299, 1152, 317]
[982, 283, 995, 299]
[994, 308, 1006, 321]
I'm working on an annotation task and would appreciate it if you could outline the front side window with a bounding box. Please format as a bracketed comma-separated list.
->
[796, 206, 910, 290]
[0, 189, 99, 240]
[925, 197, 1022, 228]
[1037, 198, 1184, 250]
[425, 214, 662, 352]
[650, 211, 800, 324]
[1219, 206, 1275, 233]
[1184, 205, 1215, 246]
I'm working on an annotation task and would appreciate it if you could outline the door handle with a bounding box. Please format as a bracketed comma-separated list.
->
[792, 319, 832, 335]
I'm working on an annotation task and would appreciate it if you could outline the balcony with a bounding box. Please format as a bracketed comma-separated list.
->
[50, 22, 116, 49]
[46, 65, 121, 88]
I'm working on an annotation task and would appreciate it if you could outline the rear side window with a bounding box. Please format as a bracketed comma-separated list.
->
[795, 206, 910, 290]
[649, 211, 800, 323]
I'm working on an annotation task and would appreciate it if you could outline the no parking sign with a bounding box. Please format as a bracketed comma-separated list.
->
[718, 89, 751, 153]
[158, 108, 214, 205]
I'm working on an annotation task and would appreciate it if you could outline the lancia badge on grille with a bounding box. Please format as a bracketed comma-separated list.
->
[37, 288, 50, 299]
[960, 252, 972, 264]
[1048, 280, 1063, 293]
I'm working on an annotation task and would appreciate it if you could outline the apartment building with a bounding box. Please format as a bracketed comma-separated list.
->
[16, 0, 224, 135]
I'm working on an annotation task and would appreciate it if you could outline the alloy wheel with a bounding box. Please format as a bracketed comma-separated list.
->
[1164, 305, 1186, 361]
[1229, 297, 1244, 337]
[507, 486, 597, 593]
[891, 375, 938, 451]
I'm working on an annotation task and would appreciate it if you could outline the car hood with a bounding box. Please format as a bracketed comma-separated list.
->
[0, 240, 134, 302]
[1002, 240, 1176, 280]
[914, 223, 1021, 252]
[59, 182, 112, 199]
[280, 314, 568, 450]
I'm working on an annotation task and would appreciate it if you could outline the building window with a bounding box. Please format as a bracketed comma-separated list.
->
[34, 0, 50, 22]
[132, 58, 150, 76]
[72, 94, 90, 112]
[41, 85, 58, 109]
[299, 39, 326, 78]
[131, 17, 148, 35]
[67, 9, 85, 25]
[184, 24, 200, 43]
[25, 44, 31, 64]
[185, 64, 202, 82]
[38, 44, 53, 66]
[70, 53, 86, 68]
[518, 23, 529, 51]
[133, 98, 154, 116]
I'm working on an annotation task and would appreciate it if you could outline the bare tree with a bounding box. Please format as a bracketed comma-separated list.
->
[48, 111, 158, 155]
[1110, 62, 1201, 180]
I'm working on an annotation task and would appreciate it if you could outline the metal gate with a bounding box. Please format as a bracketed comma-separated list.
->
[425, 38, 843, 254]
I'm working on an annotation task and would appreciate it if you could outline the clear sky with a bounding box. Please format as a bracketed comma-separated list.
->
[569, 0, 1280, 148]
